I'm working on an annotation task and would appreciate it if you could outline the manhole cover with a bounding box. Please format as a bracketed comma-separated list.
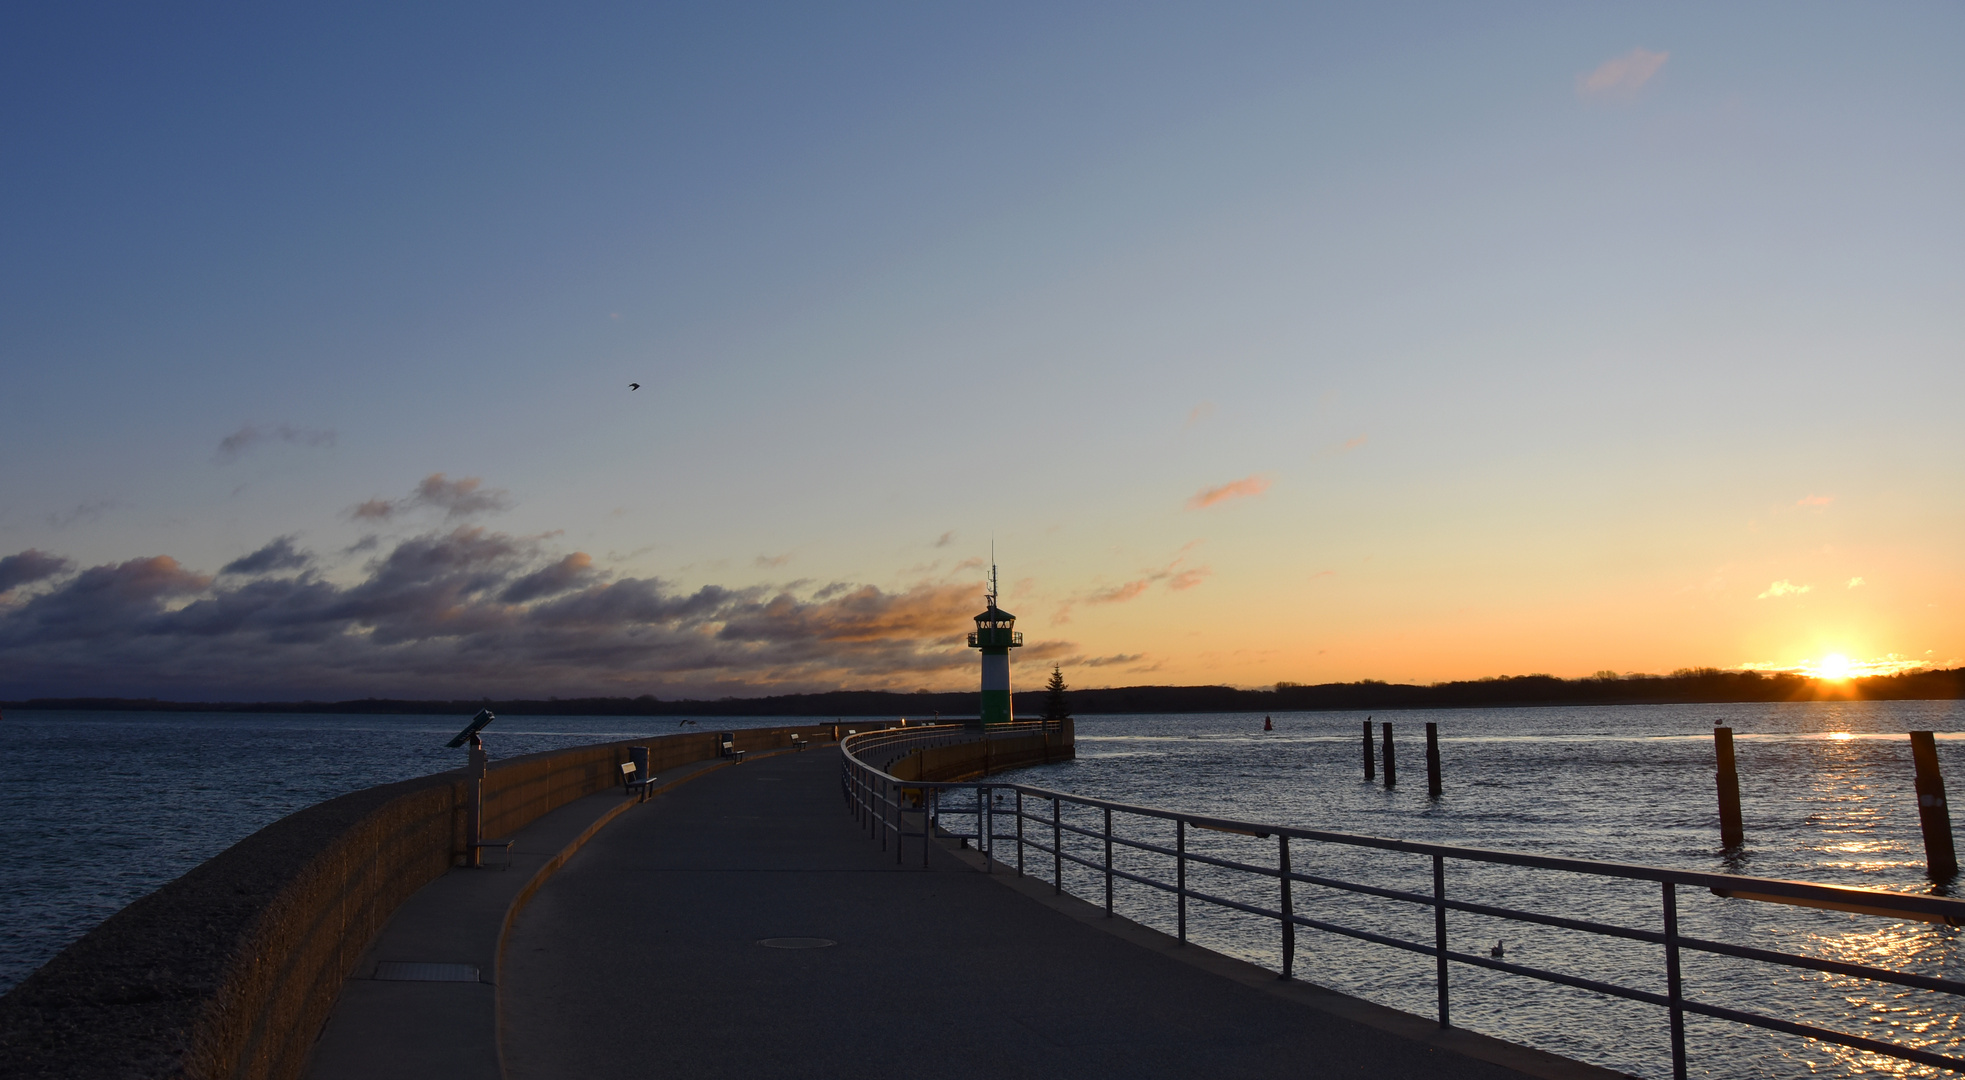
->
[374, 962, 480, 982]
[757, 937, 836, 949]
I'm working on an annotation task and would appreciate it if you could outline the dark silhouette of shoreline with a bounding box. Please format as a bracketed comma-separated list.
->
[6, 667, 1959, 718]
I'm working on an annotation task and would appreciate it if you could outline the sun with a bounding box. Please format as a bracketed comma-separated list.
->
[1814, 653, 1852, 680]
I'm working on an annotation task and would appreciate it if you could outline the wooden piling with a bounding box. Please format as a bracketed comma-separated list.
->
[1425, 722, 1442, 798]
[1713, 726, 1743, 849]
[1363, 719, 1375, 781]
[1382, 722, 1396, 788]
[1909, 731, 1958, 879]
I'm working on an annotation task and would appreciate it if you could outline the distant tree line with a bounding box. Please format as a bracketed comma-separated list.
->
[7, 666, 1959, 717]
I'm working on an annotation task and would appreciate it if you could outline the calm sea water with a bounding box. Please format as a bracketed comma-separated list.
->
[999, 701, 1965, 1079]
[3, 703, 1961, 1079]
[0, 710, 812, 994]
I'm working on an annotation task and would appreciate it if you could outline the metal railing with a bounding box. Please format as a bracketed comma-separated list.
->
[839, 726, 1965, 1078]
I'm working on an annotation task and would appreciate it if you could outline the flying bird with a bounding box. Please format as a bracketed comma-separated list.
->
[629, 382, 640, 390]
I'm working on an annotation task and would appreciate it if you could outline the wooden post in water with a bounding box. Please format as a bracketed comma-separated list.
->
[1363, 719, 1375, 781]
[1425, 722, 1442, 799]
[1909, 731, 1958, 879]
[1382, 722, 1396, 788]
[1713, 726, 1743, 849]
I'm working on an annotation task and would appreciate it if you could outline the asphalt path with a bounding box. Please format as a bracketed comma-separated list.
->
[499, 749, 1570, 1080]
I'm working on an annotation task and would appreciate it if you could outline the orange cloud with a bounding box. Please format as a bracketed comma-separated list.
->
[1086, 580, 1150, 605]
[1796, 495, 1832, 508]
[1185, 402, 1216, 427]
[1757, 580, 1811, 599]
[1341, 435, 1368, 452]
[1167, 567, 1210, 591]
[1579, 47, 1668, 98]
[1187, 474, 1270, 510]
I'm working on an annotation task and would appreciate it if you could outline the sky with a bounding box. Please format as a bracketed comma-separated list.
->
[1, 2, 1960, 700]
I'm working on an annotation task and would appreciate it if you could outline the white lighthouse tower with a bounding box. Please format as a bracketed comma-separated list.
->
[967, 562, 1022, 726]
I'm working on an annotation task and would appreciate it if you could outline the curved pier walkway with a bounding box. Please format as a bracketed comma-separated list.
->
[499, 750, 1617, 1080]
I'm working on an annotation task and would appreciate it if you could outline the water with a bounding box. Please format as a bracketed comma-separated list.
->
[994, 701, 1965, 1079]
[0, 710, 819, 994]
[3, 703, 1961, 1077]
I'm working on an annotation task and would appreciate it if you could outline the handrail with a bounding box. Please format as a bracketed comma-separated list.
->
[838, 727, 1965, 1078]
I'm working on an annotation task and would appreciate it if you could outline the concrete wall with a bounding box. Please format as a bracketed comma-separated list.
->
[888, 719, 1075, 783]
[0, 724, 832, 1080]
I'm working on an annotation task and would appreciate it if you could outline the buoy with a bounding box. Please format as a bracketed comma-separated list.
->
[1263, 715, 1273, 731]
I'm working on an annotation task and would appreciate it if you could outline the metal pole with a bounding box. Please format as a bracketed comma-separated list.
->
[1433, 853, 1449, 1027]
[1104, 806, 1114, 916]
[983, 786, 992, 874]
[1910, 731, 1958, 879]
[1016, 790, 1025, 877]
[1176, 819, 1187, 944]
[1279, 835, 1294, 980]
[925, 787, 933, 868]
[1053, 796, 1063, 895]
[466, 739, 486, 869]
[1663, 881, 1687, 1080]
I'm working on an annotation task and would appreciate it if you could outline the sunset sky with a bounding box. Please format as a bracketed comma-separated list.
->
[2, 4, 1959, 700]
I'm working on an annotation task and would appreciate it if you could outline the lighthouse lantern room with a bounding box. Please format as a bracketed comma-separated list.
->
[967, 564, 1022, 726]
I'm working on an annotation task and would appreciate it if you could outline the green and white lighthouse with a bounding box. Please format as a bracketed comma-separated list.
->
[967, 563, 1022, 726]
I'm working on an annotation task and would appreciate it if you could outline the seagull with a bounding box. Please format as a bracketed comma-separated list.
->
[629, 382, 641, 390]
[1491, 941, 1505, 959]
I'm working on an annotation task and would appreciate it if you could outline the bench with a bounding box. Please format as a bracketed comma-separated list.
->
[469, 839, 514, 869]
[621, 760, 659, 801]
[790, 734, 805, 752]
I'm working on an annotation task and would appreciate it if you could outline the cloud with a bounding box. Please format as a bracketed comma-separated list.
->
[1340, 435, 1368, 453]
[1757, 579, 1811, 599]
[934, 531, 956, 548]
[1167, 568, 1210, 591]
[1796, 495, 1832, 508]
[1185, 402, 1216, 428]
[1085, 580, 1150, 605]
[47, 501, 113, 529]
[0, 531, 1005, 699]
[348, 473, 513, 522]
[755, 553, 793, 568]
[1187, 474, 1270, 510]
[0, 550, 72, 595]
[1846, 576, 1865, 589]
[1579, 47, 1668, 98]
[220, 536, 312, 576]
[216, 424, 336, 463]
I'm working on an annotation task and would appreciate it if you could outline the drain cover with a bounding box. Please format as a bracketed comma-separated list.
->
[757, 937, 836, 950]
[373, 962, 481, 982]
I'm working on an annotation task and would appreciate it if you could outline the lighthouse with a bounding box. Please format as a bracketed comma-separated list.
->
[967, 563, 1022, 726]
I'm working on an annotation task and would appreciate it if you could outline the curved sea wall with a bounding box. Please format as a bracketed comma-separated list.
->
[885, 720, 1075, 783]
[0, 724, 830, 1080]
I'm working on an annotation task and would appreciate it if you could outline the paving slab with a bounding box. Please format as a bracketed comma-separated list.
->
[501, 749, 1629, 1080]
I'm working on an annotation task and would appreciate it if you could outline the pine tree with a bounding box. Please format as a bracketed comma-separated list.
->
[1042, 664, 1071, 727]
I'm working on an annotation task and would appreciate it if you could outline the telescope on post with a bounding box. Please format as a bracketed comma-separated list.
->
[446, 709, 496, 748]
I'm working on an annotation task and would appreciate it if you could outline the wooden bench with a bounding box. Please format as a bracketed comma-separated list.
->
[621, 760, 659, 801]
[790, 734, 806, 752]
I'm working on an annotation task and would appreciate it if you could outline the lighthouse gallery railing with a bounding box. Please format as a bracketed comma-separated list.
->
[839, 724, 1965, 1079]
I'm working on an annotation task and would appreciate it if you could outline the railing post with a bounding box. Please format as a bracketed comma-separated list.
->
[879, 778, 888, 852]
[1176, 818, 1187, 944]
[982, 785, 992, 874]
[1016, 790, 1025, 877]
[1663, 881, 1687, 1080]
[925, 787, 934, 868]
[1433, 852, 1448, 1028]
[1104, 806, 1114, 916]
[1279, 835, 1294, 980]
[1052, 796, 1062, 895]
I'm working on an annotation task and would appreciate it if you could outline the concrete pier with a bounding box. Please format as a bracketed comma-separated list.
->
[308, 748, 1620, 1080]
